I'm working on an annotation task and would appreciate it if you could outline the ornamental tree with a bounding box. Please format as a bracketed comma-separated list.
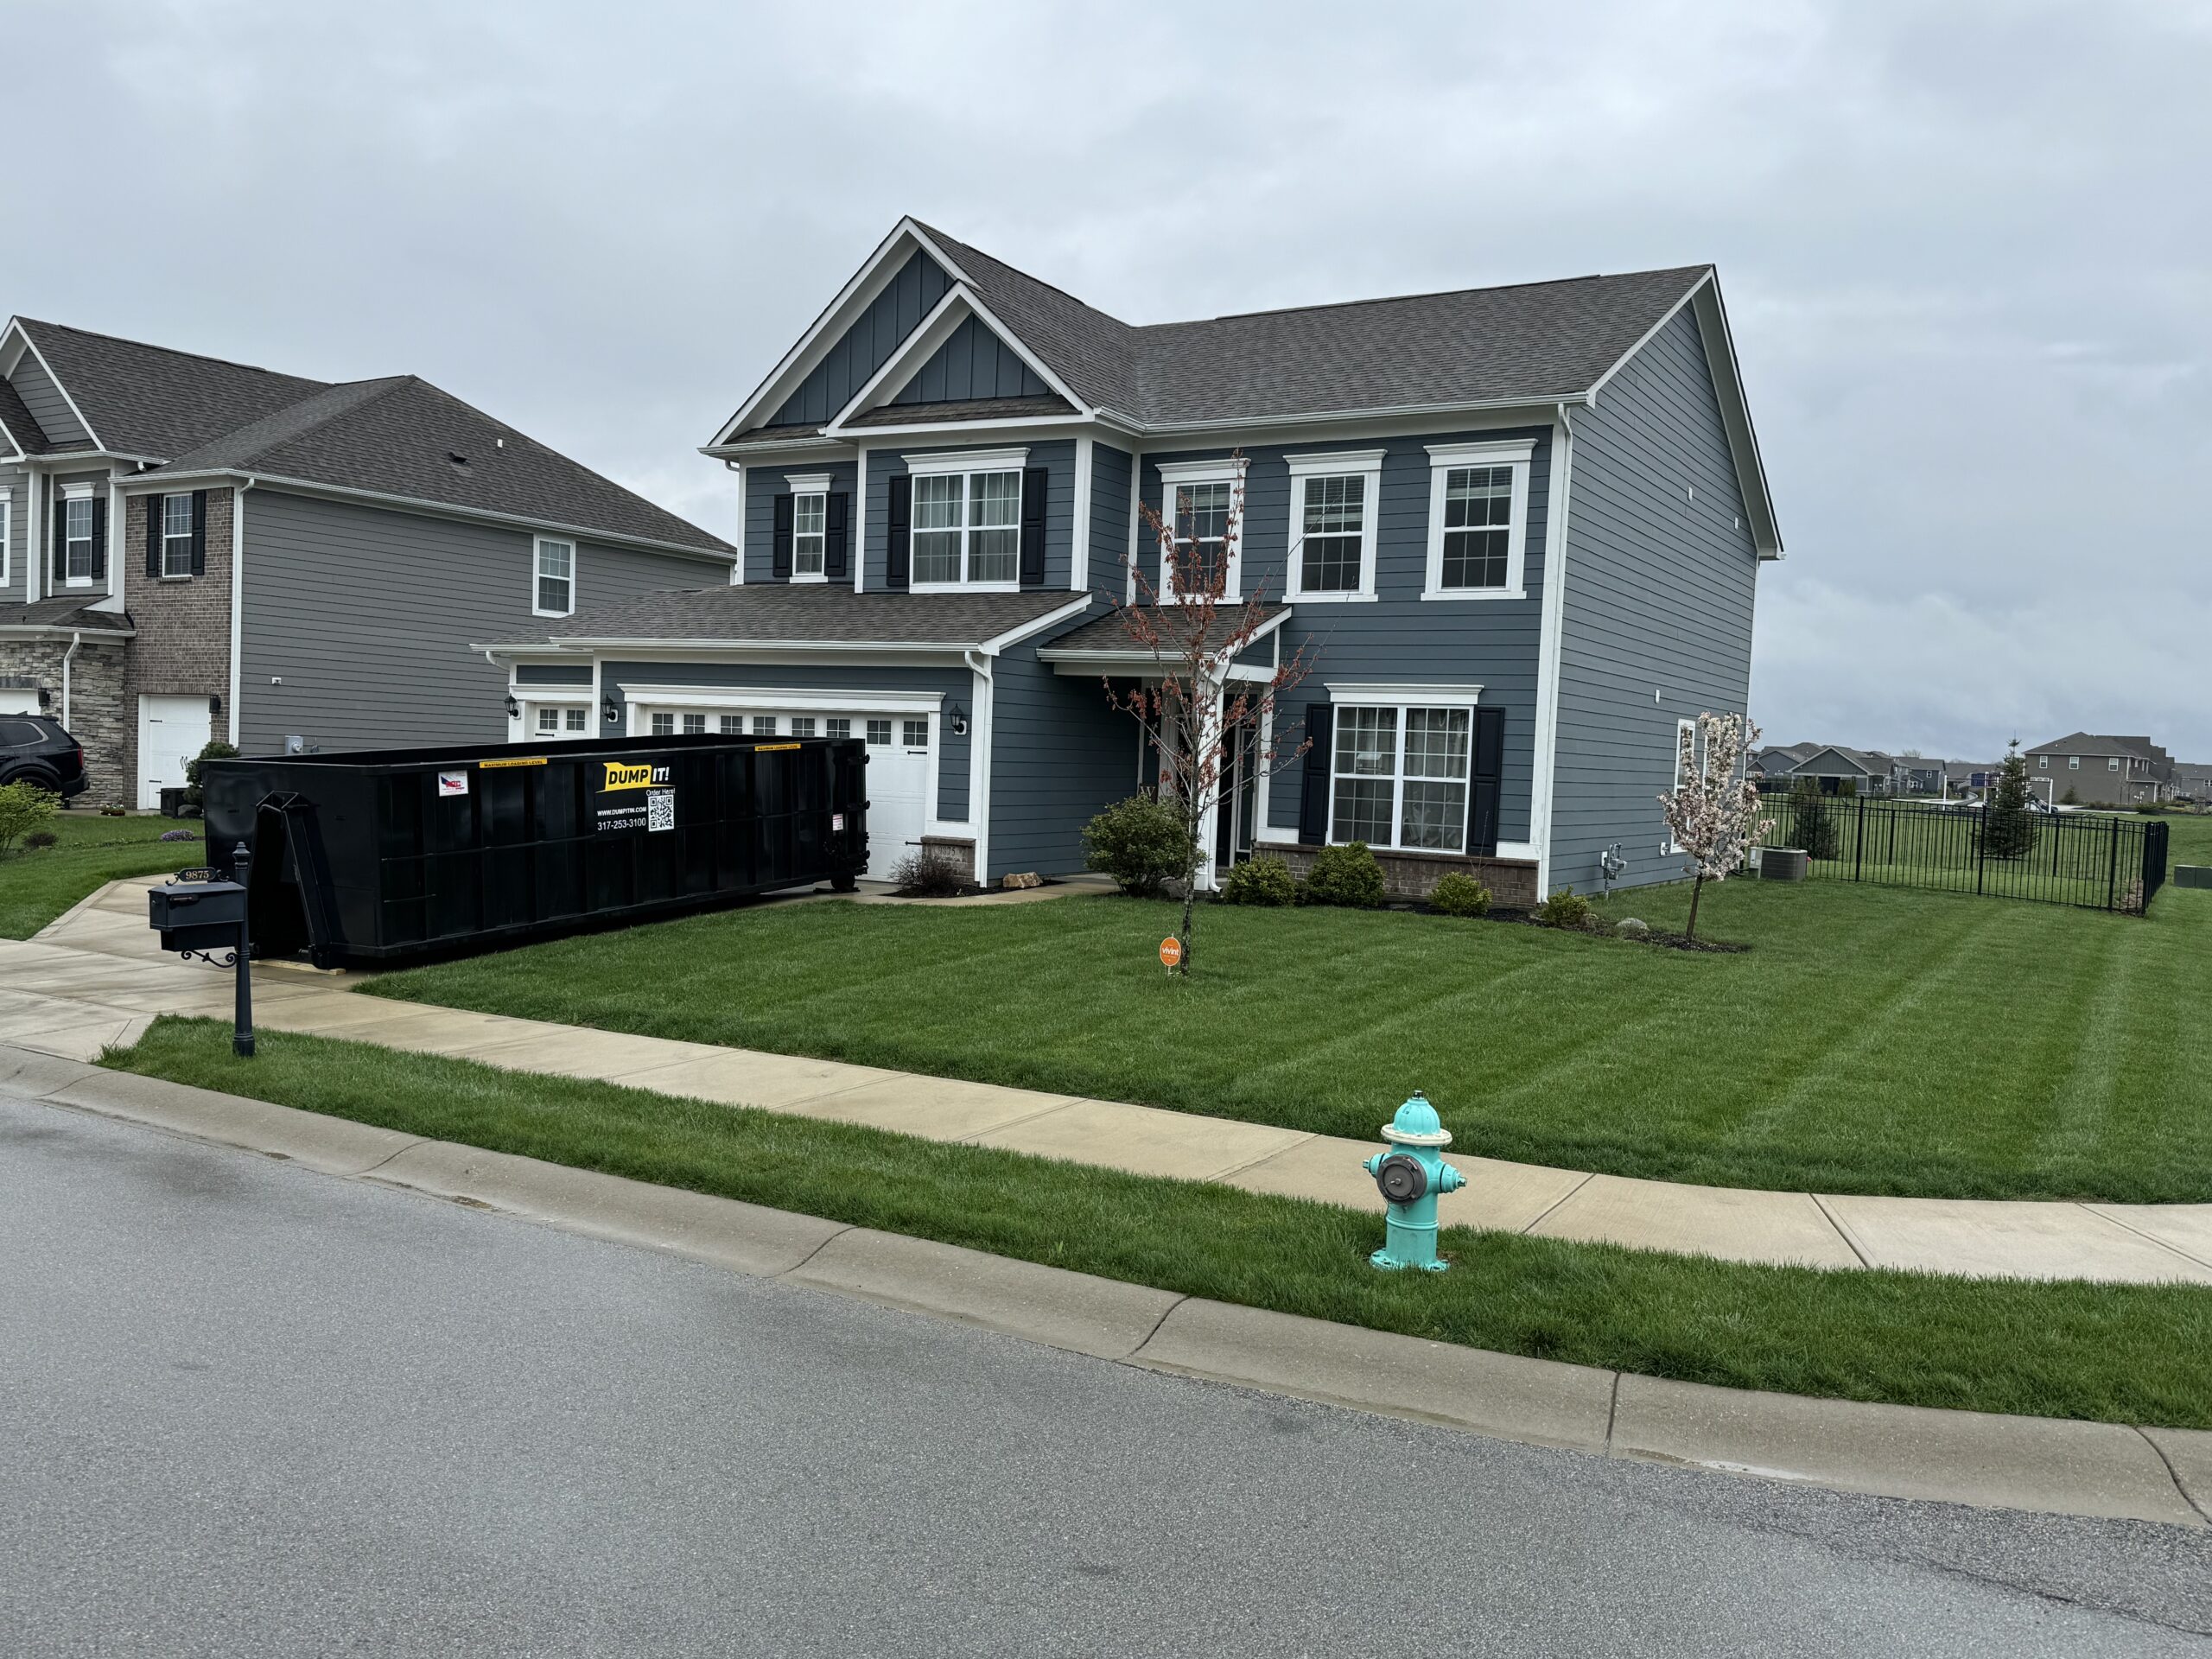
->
[1106, 456, 1311, 976]
[1658, 711, 1770, 941]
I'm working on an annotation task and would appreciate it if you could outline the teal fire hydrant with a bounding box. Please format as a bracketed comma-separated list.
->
[1363, 1092, 1466, 1272]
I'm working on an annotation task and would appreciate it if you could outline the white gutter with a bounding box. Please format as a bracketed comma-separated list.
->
[228, 476, 254, 746]
[60, 629, 80, 727]
[963, 646, 995, 883]
[1526, 403, 1578, 895]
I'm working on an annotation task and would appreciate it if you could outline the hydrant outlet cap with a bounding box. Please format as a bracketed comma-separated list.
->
[1381, 1095, 1451, 1147]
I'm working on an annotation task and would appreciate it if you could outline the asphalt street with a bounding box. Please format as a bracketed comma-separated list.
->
[2, 1090, 2207, 1657]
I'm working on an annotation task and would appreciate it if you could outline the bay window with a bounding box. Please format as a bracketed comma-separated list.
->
[1155, 457, 1244, 601]
[1286, 450, 1383, 600]
[1423, 439, 1534, 599]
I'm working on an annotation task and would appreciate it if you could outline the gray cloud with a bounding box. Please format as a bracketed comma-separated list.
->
[8, 0, 2206, 760]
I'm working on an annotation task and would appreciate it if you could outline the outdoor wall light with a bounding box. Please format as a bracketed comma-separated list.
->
[948, 701, 969, 735]
[504, 693, 520, 720]
[603, 695, 621, 725]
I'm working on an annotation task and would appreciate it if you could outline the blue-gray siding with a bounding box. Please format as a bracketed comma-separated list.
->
[1551, 306, 1759, 892]
[890, 315, 1048, 405]
[742, 460, 859, 585]
[862, 440, 1076, 591]
[1086, 443, 1132, 594]
[8, 357, 88, 447]
[601, 658, 973, 821]
[768, 251, 950, 429]
[988, 639, 1132, 878]
[238, 489, 715, 754]
[1135, 429, 1551, 846]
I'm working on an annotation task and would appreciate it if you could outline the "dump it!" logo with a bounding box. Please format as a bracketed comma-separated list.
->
[601, 761, 671, 792]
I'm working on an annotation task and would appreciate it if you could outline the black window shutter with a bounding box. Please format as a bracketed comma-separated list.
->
[1298, 702, 1333, 844]
[50, 497, 65, 582]
[824, 492, 849, 582]
[886, 474, 912, 589]
[1466, 707, 1505, 856]
[89, 497, 107, 582]
[771, 493, 794, 579]
[189, 490, 208, 576]
[145, 494, 163, 577]
[1019, 466, 1048, 587]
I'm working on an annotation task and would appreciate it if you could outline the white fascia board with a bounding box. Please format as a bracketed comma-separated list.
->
[15, 326, 103, 452]
[699, 438, 858, 462]
[618, 682, 947, 715]
[977, 594, 1094, 655]
[545, 637, 989, 663]
[826, 415, 1093, 446]
[116, 470, 734, 565]
[709, 221, 951, 447]
[1135, 397, 1586, 448]
[1324, 680, 1485, 704]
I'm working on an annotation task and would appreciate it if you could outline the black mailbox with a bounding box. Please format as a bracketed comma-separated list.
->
[149, 879, 248, 956]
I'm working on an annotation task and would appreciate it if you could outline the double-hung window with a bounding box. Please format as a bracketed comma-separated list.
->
[1423, 440, 1535, 599]
[1286, 450, 1382, 601]
[1329, 694, 1478, 854]
[1155, 458, 1243, 601]
[534, 705, 589, 737]
[793, 493, 827, 579]
[534, 537, 575, 616]
[161, 494, 195, 578]
[906, 448, 1027, 590]
[63, 495, 95, 585]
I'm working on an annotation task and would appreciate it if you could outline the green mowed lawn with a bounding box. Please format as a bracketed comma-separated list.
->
[103, 1018, 2212, 1429]
[0, 811, 202, 939]
[362, 837, 2212, 1203]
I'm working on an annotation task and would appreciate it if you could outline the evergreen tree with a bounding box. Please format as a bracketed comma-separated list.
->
[1980, 739, 2040, 860]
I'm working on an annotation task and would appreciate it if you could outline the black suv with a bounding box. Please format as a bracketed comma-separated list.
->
[0, 714, 89, 799]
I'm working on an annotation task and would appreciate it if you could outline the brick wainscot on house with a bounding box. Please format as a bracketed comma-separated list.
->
[0, 318, 733, 808]
[483, 219, 1783, 899]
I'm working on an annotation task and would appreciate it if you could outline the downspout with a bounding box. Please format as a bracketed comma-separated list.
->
[228, 477, 255, 747]
[60, 629, 81, 728]
[1528, 401, 1578, 897]
[963, 646, 995, 884]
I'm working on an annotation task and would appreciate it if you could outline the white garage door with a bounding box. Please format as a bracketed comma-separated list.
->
[627, 704, 935, 881]
[138, 695, 213, 810]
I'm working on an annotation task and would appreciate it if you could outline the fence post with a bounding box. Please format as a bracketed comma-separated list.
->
[1975, 802, 1987, 894]
[1853, 793, 1866, 883]
[2106, 814, 2120, 911]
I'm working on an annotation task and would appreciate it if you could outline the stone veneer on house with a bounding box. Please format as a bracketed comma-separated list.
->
[0, 634, 130, 809]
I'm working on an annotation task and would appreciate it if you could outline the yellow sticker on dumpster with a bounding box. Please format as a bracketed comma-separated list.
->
[601, 761, 664, 791]
[753, 742, 801, 752]
[480, 756, 549, 769]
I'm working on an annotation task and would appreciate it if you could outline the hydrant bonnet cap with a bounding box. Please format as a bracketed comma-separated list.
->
[1381, 1092, 1451, 1147]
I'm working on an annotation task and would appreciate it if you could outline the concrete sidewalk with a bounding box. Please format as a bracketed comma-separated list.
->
[12, 874, 2212, 1287]
[5, 1044, 2206, 1531]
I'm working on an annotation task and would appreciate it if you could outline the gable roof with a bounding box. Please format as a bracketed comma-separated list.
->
[1, 317, 730, 558]
[0, 372, 54, 455]
[2027, 732, 2169, 762]
[710, 219, 1782, 557]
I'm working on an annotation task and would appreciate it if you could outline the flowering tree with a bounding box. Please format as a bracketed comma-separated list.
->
[1105, 458, 1311, 976]
[1658, 711, 1770, 941]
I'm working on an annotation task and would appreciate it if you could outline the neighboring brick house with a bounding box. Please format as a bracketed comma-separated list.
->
[0, 319, 733, 808]
[2024, 732, 2175, 805]
[484, 218, 1784, 896]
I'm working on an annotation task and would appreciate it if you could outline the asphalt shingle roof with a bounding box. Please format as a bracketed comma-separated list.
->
[914, 224, 1709, 428]
[546, 584, 1085, 648]
[0, 374, 54, 455]
[19, 319, 329, 460]
[0, 596, 134, 635]
[1042, 604, 1289, 657]
[846, 394, 1073, 428]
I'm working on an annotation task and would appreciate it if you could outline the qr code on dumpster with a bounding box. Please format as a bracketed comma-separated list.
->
[646, 790, 675, 833]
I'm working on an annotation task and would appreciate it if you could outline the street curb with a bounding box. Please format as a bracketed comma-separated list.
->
[14, 1046, 2209, 1530]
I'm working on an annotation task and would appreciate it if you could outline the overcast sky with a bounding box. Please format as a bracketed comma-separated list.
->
[10, 0, 2207, 760]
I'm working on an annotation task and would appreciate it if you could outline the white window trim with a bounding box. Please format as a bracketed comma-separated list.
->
[615, 683, 945, 715]
[532, 535, 576, 619]
[1667, 716, 1697, 854]
[159, 493, 194, 580]
[1324, 693, 1483, 855]
[1284, 449, 1384, 603]
[60, 484, 97, 588]
[786, 474, 832, 585]
[527, 699, 594, 740]
[1155, 455, 1247, 603]
[1325, 681, 1484, 709]
[1422, 439, 1535, 601]
[902, 448, 1030, 594]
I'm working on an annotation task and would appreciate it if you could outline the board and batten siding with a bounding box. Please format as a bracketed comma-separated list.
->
[862, 440, 1077, 592]
[889, 315, 1050, 405]
[987, 635, 1132, 878]
[767, 250, 951, 429]
[1137, 429, 1551, 847]
[600, 658, 974, 822]
[741, 460, 859, 585]
[8, 357, 89, 448]
[1550, 305, 1760, 893]
[238, 489, 714, 753]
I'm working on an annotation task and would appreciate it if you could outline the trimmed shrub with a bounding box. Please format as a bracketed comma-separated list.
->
[1533, 886, 1593, 930]
[1301, 841, 1386, 909]
[26, 830, 60, 851]
[1082, 793, 1195, 899]
[1219, 854, 1296, 906]
[1427, 872, 1491, 918]
[1614, 917, 1651, 940]
[183, 740, 240, 808]
[887, 849, 969, 898]
[0, 779, 60, 854]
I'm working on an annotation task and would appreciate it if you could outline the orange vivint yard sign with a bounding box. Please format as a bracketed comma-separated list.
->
[1158, 936, 1184, 969]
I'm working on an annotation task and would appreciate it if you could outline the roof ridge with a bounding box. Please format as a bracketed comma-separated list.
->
[1161, 264, 1714, 329]
[16, 317, 334, 389]
[910, 221, 1140, 334]
[176, 375, 417, 469]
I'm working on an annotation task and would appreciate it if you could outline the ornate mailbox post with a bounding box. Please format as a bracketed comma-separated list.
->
[148, 842, 256, 1058]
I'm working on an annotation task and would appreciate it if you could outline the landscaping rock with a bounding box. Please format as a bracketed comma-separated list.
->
[1001, 871, 1044, 890]
[1615, 918, 1651, 940]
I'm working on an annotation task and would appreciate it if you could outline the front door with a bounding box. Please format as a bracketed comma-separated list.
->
[137, 695, 213, 810]
[1214, 713, 1258, 868]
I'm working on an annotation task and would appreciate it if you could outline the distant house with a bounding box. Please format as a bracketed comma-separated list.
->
[2024, 733, 2174, 805]
[1757, 742, 1894, 795]
[2173, 763, 2212, 803]
[1891, 756, 1947, 795]
[1945, 760, 1994, 797]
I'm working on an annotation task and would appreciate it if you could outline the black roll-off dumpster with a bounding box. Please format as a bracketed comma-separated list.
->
[200, 733, 868, 969]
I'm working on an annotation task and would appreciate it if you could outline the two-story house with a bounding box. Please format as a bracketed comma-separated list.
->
[2025, 733, 2174, 805]
[0, 319, 733, 808]
[484, 219, 1783, 898]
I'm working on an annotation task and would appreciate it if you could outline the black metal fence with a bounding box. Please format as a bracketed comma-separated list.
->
[1758, 796, 2170, 913]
